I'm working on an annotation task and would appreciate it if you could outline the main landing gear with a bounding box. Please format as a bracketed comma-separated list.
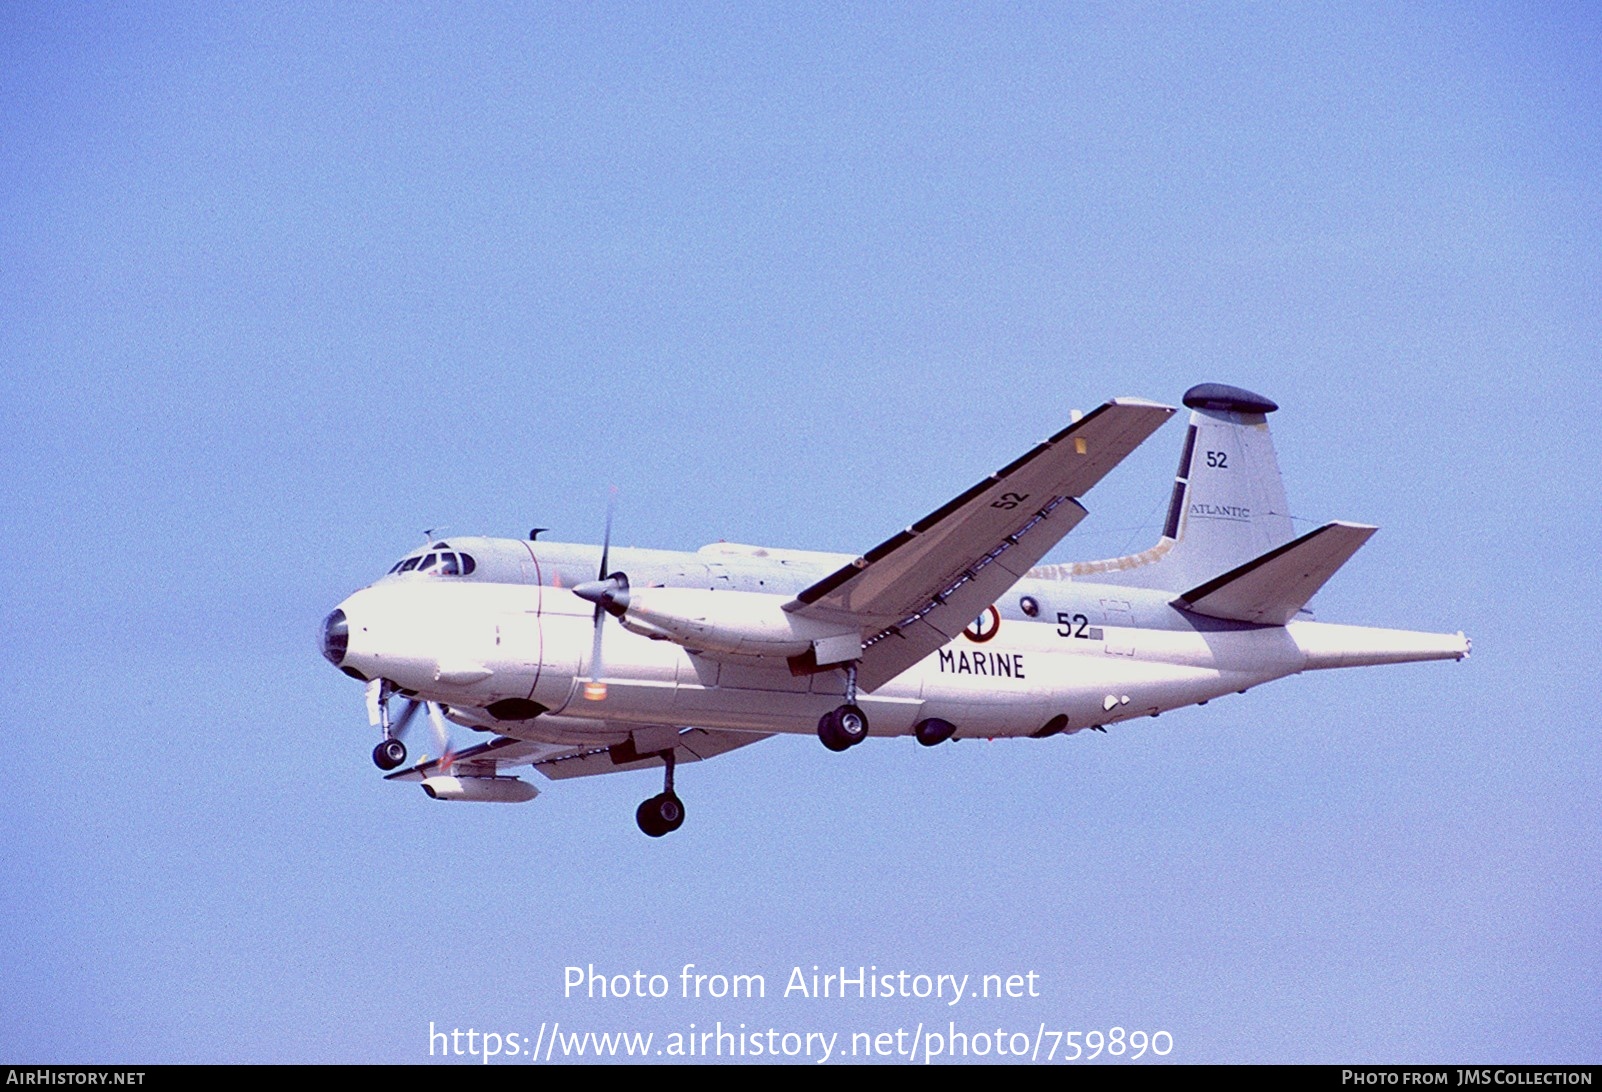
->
[637, 749, 685, 837]
[817, 662, 870, 752]
[818, 705, 869, 751]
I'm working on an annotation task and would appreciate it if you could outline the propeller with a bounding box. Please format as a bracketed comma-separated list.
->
[574, 490, 628, 701]
[425, 700, 456, 771]
[389, 697, 423, 738]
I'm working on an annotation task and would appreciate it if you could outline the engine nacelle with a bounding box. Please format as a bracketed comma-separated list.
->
[615, 588, 860, 663]
[420, 776, 539, 803]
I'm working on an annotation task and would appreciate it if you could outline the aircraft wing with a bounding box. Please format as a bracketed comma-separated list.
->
[530, 727, 773, 780]
[786, 398, 1175, 690]
[383, 727, 773, 783]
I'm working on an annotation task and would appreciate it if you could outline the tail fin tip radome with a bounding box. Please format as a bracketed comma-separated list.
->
[1181, 382, 1280, 415]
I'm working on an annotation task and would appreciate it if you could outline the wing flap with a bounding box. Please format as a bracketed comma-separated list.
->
[852, 497, 1087, 689]
[790, 399, 1173, 628]
[1173, 520, 1377, 625]
[788, 398, 1175, 688]
[532, 727, 774, 781]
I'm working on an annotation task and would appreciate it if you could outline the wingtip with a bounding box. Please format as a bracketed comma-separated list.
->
[1108, 396, 1178, 412]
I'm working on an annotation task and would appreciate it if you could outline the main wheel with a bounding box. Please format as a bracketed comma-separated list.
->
[818, 704, 869, 750]
[373, 738, 407, 770]
[834, 704, 869, 747]
[817, 710, 852, 752]
[820, 704, 845, 749]
[636, 797, 664, 836]
[636, 793, 685, 837]
[658, 793, 685, 832]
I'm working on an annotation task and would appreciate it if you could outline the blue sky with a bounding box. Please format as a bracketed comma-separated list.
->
[3, 3, 1598, 1063]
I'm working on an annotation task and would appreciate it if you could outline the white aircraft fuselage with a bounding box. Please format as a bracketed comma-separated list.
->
[320, 384, 1469, 834]
[327, 537, 1465, 744]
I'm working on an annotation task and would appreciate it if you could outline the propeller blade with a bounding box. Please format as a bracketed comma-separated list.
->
[426, 702, 456, 770]
[389, 698, 422, 739]
[594, 487, 617, 620]
[584, 488, 619, 701]
[584, 609, 608, 700]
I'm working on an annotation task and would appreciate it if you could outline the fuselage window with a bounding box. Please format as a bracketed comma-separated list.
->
[459, 553, 476, 575]
[437, 553, 460, 576]
[417, 553, 438, 572]
[398, 556, 421, 573]
[388, 560, 405, 574]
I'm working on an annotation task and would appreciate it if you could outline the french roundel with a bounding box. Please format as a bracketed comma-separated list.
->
[964, 606, 1001, 644]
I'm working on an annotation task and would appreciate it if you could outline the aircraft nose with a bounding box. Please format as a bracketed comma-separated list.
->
[321, 608, 349, 667]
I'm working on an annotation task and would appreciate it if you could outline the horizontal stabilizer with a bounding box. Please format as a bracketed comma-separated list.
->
[1173, 521, 1377, 625]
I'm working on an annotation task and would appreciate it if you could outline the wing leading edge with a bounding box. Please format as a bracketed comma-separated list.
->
[384, 727, 774, 783]
[786, 398, 1176, 690]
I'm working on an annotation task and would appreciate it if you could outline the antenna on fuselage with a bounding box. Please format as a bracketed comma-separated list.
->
[530, 528, 547, 540]
[422, 526, 449, 542]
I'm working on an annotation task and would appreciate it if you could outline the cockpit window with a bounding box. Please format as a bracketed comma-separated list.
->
[386, 549, 476, 578]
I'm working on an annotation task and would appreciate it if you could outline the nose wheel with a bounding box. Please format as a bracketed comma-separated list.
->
[373, 738, 407, 770]
[636, 748, 685, 837]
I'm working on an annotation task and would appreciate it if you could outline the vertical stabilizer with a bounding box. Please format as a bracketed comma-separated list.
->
[1033, 383, 1298, 593]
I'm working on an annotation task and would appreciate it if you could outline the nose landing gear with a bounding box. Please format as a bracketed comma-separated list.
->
[373, 738, 407, 770]
[368, 679, 411, 770]
[636, 748, 686, 837]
